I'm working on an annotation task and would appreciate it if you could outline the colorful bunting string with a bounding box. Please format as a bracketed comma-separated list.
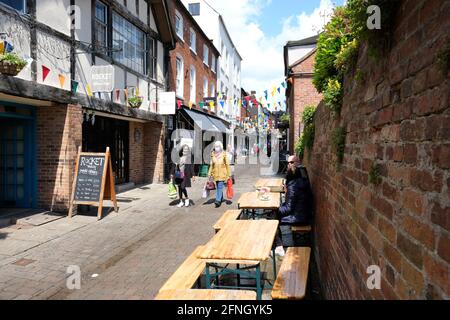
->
[42, 65, 50, 82]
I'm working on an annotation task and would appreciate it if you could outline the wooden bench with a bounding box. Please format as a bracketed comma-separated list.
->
[213, 210, 242, 233]
[158, 246, 205, 292]
[155, 289, 257, 300]
[271, 247, 311, 300]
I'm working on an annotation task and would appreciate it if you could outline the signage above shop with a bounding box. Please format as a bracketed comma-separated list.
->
[91, 65, 114, 92]
[159, 92, 176, 115]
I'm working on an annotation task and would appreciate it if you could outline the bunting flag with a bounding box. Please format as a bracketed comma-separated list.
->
[124, 88, 128, 100]
[277, 87, 281, 94]
[264, 90, 268, 100]
[42, 65, 50, 82]
[288, 77, 293, 84]
[86, 84, 93, 97]
[188, 101, 193, 109]
[58, 74, 66, 89]
[0, 41, 4, 55]
[71, 81, 79, 94]
[218, 92, 222, 100]
[281, 81, 286, 88]
[199, 102, 204, 109]
[209, 101, 214, 110]
[115, 89, 121, 101]
[136, 87, 140, 97]
[238, 99, 242, 107]
[177, 100, 182, 109]
[220, 100, 225, 108]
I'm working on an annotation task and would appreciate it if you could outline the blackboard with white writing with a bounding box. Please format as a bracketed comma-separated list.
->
[74, 155, 106, 202]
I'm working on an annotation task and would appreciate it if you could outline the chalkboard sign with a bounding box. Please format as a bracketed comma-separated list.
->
[68, 147, 118, 220]
[74, 155, 106, 202]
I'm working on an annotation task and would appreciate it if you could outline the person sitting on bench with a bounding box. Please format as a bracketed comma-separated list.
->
[274, 155, 313, 256]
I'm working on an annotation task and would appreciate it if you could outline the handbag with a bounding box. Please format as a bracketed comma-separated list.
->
[206, 179, 216, 190]
[174, 165, 185, 184]
[168, 181, 178, 199]
[202, 184, 210, 198]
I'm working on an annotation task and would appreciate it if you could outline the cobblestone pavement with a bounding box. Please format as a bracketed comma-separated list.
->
[0, 158, 280, 300]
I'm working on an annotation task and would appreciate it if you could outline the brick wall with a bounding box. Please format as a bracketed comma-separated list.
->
[288, 51, 323, 152]
[304, 0, 449, 299]
[144, 121, 165, 184]
[167, 0, 218, 112]
[129, 122, 146, 184]
[36, 104, 82, 213]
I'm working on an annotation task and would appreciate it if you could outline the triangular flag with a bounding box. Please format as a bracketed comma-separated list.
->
[86, 84, 93, 97]
[124, 88, 128, 100]
[288, 77, 293, 84]
[71, 81, 79, 94]
[42, 65, 50, 82]
[281, 81, 286, 88]
[136, 87, 140, 97]
[209, 101, 214, 109]
[238, 99, 242, 107]
[4, 41, 13, 53]
[264, 90, 268, 100]
[188, 101, 193, 109]
[220, 100, 225, 108]
[115, 89, 121, 101]
[177, 100, 182, 109]
[199, 102, 204, 109]
[218, 92, 222, 100]
[0, 41, 4, 55]
[58, 74, 66, 89]
[277, 87, 281, 94]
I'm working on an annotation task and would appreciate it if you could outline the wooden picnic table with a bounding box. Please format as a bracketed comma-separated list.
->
[155, 289, 257, 300]
[197, 220, 279, 300]
[255, 178, 285, 193]
[237, 191, 280, 211]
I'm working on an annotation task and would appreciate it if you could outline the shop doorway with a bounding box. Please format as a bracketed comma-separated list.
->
[82, 115, 130, 185]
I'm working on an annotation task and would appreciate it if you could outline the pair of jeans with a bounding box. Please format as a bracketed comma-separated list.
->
[215, 181, 225, 204]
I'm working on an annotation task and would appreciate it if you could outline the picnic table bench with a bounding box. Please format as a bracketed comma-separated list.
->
[155, 289, 257, 300]
[213, 210, 242, 233]
[271, 247, 311, 300]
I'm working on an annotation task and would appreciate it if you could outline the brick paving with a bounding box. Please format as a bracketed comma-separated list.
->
[0, 159, 278, 300]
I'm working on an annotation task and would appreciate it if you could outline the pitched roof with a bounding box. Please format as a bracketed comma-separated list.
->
[149, 0, 176, 49]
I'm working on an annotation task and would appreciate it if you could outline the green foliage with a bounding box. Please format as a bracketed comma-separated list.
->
[332, 127, 346, 164]
[369, 163, 382, 185]
[302, 105, 316, 126]
[0, 52, 27, 69]
[295, 106, 317, 160]
[280, 114, 290, 123]
[335, 38, 359, 74]
[323, 78, 343, 117]
[128, 96, 143, 108]
[437, 40, 450, 76]
[295, 135, 305, 160]
[354, 69, 366, 84]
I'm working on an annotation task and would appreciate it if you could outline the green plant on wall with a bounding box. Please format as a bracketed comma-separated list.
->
[369, 163, 382, 185]
[437, 40, 450, 76]
[295, 105, 317, 160]
[280, 114, 290, 124]
[335, 38, 359, 74]
[332, 127, 346, 165]
[323, 78, 343, 117]
[0, 52, 27, 68]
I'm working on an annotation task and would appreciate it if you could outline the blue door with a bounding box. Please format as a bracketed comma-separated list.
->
[0, 119, 33, 208]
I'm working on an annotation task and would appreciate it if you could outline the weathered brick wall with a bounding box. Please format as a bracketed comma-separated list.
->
[36, 104, 82, 213]
[289, 51, 323, 152]
[129, 122, 146, 185]
[304, 0, 449, 299]
[144, 121, 165, 184]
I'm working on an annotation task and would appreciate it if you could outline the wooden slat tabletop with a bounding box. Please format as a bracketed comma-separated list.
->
[213, 210, 242, 231]
[238, 191, 280, 210]
[255, 178, 284, 192]
[155, 289, 257, 300]
[197, 220, 279, 262]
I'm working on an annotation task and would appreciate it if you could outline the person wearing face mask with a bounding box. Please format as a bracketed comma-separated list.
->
[170, 145, 196, 208]
[273, 155, 313, 256]
[208, 141, 231, 208]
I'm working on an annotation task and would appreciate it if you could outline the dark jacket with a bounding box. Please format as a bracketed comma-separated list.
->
[279, 167, 313, 225]
[170, 162, 195, 188]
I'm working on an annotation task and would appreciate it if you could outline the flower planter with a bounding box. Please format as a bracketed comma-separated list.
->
[128, 97, 143, 109]
[0, 60, 24, 76]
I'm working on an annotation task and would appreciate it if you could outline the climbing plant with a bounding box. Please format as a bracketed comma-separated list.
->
[332, 127, 346, 165]
[295, 105, 317, 160]
[369, 163, 382, 185]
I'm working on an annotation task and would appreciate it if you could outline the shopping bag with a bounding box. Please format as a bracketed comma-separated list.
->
[206, 179, 216, 190]
[202, 184, 210, 199]
[226, 178, 234, 199]
[168, 181, 178, 199]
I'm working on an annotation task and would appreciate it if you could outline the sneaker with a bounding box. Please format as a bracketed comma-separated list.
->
[185, 199, 190, 207]
[214, 202, 221, 208]
[177, 201, 184, 208]
[275, 246, 285, 257]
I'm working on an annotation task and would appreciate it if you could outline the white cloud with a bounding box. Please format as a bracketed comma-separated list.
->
[204, 0, 336, 107]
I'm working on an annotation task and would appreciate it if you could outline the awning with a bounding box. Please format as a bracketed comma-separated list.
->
[209, 117, 231, 134]
[184, 109, 219, 132]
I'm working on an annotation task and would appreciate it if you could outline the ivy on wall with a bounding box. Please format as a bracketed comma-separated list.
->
[295, 105, 317, 160]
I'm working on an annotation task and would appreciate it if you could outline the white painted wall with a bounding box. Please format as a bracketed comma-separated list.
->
[288, 44, 316, 67]
[36, 0, 71, 36]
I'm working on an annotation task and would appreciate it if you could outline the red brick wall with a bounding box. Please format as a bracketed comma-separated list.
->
[304, 0, 450, 299]
[36, 104, 82, 213]
[129, 122, 145, 184]
[288, 51, 323, 152]
[167, 0, 218, 112]
[144, 121, 165, 184]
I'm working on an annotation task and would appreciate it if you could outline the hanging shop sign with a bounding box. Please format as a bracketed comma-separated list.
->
[159, 91, 176, 115]
[91, 65, 114, 92]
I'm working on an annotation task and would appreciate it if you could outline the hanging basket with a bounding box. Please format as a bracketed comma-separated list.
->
[0, 60, 24, 76]
[128, 97, 143, 109]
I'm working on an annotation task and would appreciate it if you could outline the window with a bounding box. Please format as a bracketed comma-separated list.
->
[94, 1, 108, 53]
[112, 13, 147, 74]
[211, 54, 216, 73]
[175, 10, 183, 40]
[149, 38, 157, 80]
[0, 0, 25, 12]
[189, 29, 196, 53]
[203, 78, 208, 98]
[188, 3, 200, 16]
[203, 45, 209, 66]
[211, 84, 215, 97]
[189, 66, 196, 103]
[176, 56, 184, 98]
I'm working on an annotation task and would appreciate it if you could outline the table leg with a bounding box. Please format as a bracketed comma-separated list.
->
[237, 264, 240, 287]
[256, 265, 262, 300]
[272, 248, 277, 281]
[205, 264, 211, 289]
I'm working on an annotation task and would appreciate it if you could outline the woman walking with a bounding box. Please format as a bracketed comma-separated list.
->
[171, 145, 196, 208]
[208, 141, 231, 208]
